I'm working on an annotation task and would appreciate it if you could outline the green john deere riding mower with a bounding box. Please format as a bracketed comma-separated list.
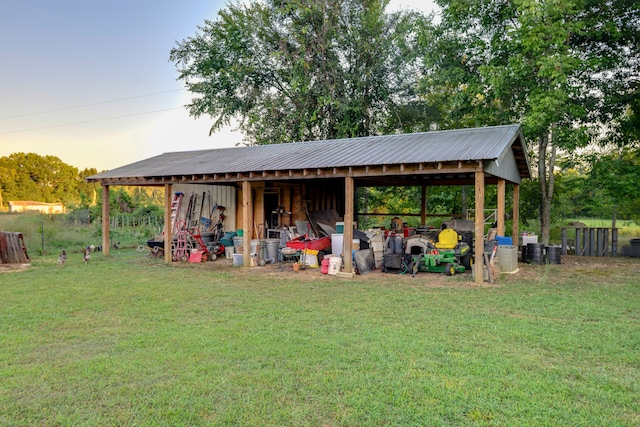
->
[406, 228, 473, 276]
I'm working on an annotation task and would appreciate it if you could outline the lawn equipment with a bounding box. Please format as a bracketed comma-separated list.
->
[406, 228, 473, 276]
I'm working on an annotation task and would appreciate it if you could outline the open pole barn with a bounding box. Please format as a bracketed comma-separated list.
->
[86, 124, 531, 283]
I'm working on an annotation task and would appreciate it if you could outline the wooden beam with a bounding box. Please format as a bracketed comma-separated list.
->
[343, 176, 355, 274]
[421, 185, 427, 225]
[254, 185, 265, 239]
[497, 179, 506, 236]
[512, 184, 520, 246]
[474, 170, 485, 284]
[242, 181, 252, 267]
[164, 184, 172, 263]
[102, 185, 110, 257]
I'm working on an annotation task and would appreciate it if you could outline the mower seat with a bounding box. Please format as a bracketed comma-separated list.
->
[435, 228, 459, 249]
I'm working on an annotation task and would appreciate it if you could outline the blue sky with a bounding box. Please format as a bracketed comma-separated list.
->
[0, 0, 434, 171]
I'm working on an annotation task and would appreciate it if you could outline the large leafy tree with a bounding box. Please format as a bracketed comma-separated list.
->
[170, 0, 423, 145]
[421, 0, 639, 243]
[0, 153, 82, 206]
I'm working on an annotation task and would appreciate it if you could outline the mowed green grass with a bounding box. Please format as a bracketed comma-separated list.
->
[1, 251, 639, 426]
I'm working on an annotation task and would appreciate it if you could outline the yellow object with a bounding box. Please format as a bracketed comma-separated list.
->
[435, 228, 459, 249]
[303, 249, 319, 268]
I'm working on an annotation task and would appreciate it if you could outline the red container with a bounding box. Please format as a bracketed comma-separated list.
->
[286, 236, 331, 251]
[321, 257, 330, 274]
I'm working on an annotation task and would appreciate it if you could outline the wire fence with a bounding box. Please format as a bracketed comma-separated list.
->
[92, 214, 164, 232]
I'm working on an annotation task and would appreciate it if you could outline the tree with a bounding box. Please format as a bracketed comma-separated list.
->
[423, 0, 640, 243]
[0, 153, 83, 206]
[170, 0, 423, 145]
[589, 148, 640, 223]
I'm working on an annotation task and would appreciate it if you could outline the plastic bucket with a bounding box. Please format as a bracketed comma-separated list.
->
[225, 246, 234, 259]
[233, 236, 244, 253]
[328, 256, 342, 275]
[321, 256, 330, 274]
[232, 253, 243, 266]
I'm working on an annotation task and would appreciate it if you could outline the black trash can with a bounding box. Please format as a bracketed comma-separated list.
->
[545, 245, 561, 264]
[526, 243, 545, 264]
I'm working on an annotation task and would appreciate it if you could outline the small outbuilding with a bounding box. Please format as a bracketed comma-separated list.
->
[87, 124, 531, 283]
[8, 201, 65, 214]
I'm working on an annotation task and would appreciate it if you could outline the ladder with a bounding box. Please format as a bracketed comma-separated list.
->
[186, 192, 205, 231]
[173, 221, 189, 262]
[170, 192, 184, 235]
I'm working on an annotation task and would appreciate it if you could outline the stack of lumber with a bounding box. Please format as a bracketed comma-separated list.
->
[0, 232, 31, 264]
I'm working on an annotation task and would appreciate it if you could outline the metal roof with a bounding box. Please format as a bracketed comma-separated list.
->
[87, 124, 530, 185]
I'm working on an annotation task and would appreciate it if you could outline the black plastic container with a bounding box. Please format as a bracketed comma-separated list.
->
[526, 243, 545, 264]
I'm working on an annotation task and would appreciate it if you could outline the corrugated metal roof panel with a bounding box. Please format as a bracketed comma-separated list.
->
[89, 124, 527, 179]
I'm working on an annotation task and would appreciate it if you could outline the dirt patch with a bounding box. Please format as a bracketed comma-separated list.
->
[0, 263, 31, 273]
[188, 253, 640, 287]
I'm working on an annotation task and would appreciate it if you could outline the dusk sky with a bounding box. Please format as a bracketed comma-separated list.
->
[0, 0, 436, 171]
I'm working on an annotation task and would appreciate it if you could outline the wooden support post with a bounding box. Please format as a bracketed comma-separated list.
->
[474, 170, 485, 284]
[512, 184, 520, 246]
[343, 176, 354, 273]
[242, 181, 252, 267]
[164, 184, 172, 263]
[281, 186, 292, 227]
[253, 183, 265, 238]
[497, 179, 505, 236]
[420, 185, 427, 226]
[102, 185, 110, 256]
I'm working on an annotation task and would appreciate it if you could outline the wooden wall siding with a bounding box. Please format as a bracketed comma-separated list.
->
[0, 232, 30, 264]
[234, 182, 344, 235]
[171, 184, 236, 232]
[306, 182, 344, 215]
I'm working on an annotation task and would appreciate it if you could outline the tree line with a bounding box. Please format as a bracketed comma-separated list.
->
[0, 152, 163, 220]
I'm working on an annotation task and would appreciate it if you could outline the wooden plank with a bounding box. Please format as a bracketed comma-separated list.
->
[242, 181, 252, 267]
[497, 179, 506, 236]
[343, 176, 355, 274]
[102, 185, 110, 256]
[164, 184, 172, 263]
[512, 184, 520, 245]
[474, 170, 485, 284]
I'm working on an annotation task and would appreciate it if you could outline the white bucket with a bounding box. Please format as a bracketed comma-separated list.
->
[328, 256, 342, 275]
[225, 246, 234, 259]
[232, 253, 243, 266]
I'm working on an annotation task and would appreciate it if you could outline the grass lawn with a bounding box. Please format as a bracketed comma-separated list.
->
[1, 250, 639, 426]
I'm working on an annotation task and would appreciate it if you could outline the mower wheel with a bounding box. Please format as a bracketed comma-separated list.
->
[444, 263, 455, 276]
[461, 252, 473, 269]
